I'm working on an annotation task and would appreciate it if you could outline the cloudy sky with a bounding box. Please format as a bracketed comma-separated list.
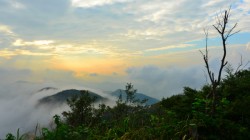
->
[0, 0, 250, 99]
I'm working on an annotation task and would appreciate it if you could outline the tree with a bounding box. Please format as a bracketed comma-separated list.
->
[200, 7, 239, 115]
[62, 90, 97, 127]
[125, 83, 137, 104]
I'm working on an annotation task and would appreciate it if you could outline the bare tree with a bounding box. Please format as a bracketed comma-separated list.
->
[234, 55, 250, 74]
[200, 7, 239, 115]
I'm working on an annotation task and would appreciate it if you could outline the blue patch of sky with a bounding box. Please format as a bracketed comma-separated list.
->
[188, 32, 250, 48]
[144, 32, 250, 56]
[227, 32, 250, 44]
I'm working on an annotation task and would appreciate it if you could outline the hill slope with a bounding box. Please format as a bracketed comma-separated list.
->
[110, 89, 159, 105]
[38, 89, 107, 106]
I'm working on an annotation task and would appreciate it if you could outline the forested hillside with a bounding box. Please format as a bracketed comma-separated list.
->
[5, 69, 250, 140]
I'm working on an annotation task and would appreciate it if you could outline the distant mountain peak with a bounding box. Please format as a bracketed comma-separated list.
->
[37, 89, 107, 107]
[110, 89, 159, 105]
[37, 87, 58, 92]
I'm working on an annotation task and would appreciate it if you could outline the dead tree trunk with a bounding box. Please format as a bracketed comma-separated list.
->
[200, 8, 239, 115]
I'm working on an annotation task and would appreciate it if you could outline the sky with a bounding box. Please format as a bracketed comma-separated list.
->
[0, 0, 250, 99]
[0, 0, 250, 136]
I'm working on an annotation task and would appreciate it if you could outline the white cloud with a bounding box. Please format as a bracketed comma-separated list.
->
[237, 0, 250, 12]
[9, 0, 26, 9]
[202, 0, 227, 7]
[247, 42, 250, 50]
[1, 0, 248, 55]
[0, 49, 55, 58]
[0, 24, 14, 34]
[145, 44, 194, 52]
[126, 65, 206, 99]
[71, 0, 131, 8]
[122, 0, 246, 40]
[12, 39, 55, 46]
[136, 0, 182, 23]
[121, 28, 169, 40]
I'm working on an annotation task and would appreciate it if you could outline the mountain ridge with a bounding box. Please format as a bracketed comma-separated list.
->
[37, 88, 159, 107]
[37, 89, 107, 106]
[110, 89, 159, 105]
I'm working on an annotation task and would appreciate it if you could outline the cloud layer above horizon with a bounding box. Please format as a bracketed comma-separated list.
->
[0, 0, 250, 98]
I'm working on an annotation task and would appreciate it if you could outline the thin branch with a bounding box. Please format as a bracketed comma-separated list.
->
[213, 25, 222, 34]
[235, 54, 250, 73]
[243, 61, 250, 69]
[227, 30, 240, 39]
[204, 29, 208, 59]
[225, 23, 240, 40]
[200, 29, 215, 85]
[235, 54, 243, 73]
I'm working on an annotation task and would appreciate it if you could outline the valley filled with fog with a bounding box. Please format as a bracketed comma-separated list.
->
[0, 81, 159, 137]
[0, 82, 115, 137]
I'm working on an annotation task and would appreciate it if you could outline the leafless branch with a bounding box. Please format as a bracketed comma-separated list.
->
[235, 55, 250, 73]
[201, 7, 238, 115]
[225, 23, 240, 40]
[243, 61, 250, 69]
[235, 55, 243, 73]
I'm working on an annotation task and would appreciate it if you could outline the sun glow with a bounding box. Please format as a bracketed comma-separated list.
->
[50, 55, 126, 77]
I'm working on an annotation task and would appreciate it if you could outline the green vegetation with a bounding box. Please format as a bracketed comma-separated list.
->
[5, 70, 250, 139]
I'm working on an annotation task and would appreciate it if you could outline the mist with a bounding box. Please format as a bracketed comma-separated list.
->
[0, 82, 59, 137]
[0, 79, 121, 138]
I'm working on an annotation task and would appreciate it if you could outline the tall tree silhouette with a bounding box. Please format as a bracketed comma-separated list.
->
[200, 7, 239, 115]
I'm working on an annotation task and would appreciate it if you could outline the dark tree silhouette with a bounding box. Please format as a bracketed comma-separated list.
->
[62, 90, 97, 127]
[200, 7, 239, 115]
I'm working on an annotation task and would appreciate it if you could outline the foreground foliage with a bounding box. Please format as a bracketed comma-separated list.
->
[5, 69, 250, 140]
